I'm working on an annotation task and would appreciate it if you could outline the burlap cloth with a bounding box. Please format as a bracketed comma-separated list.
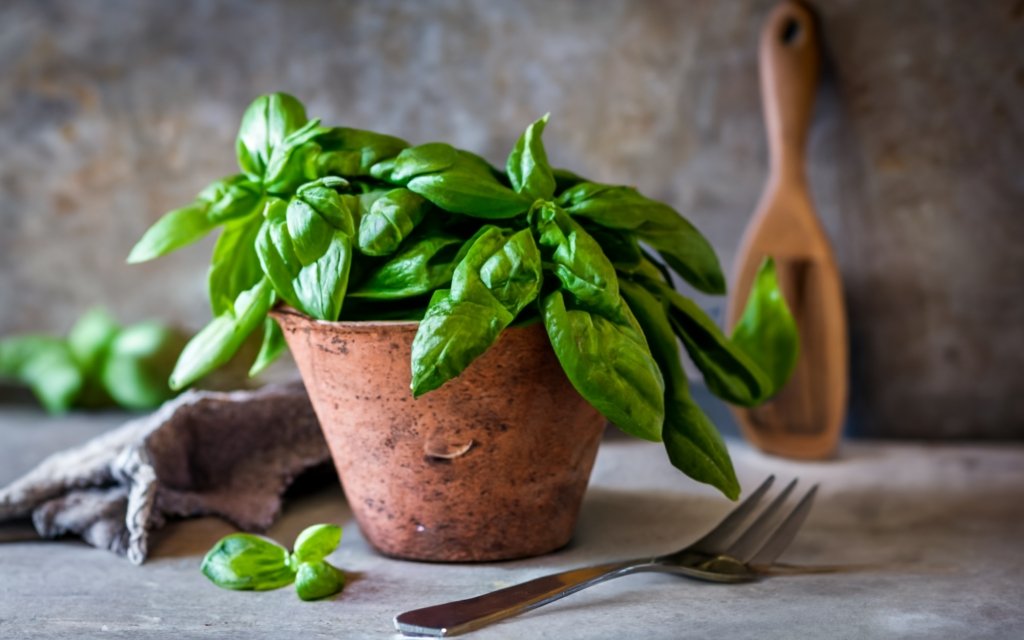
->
[0, 383, 330, 564]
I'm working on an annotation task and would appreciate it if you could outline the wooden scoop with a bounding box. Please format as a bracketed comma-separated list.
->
[725, 0, 847, 459]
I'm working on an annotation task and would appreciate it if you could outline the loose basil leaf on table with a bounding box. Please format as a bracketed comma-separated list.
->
[410, 226, 543, 396]
[292, 523, 342, 564]
[201, 533, 296, 591]
[67, 307, 120, 376]
[0, 336, 84, 414]
[349, 233, 465, 300]
[249, 318, 287, 377]
[540, 290, 665, 442]
[558, 182, 725, 294]
[357, 188, 430, 257]
[101, 321, 183, 410]
[295, 561, 345, 601]
[620, 280, 739, 499]
[236, 92, 309, 180]
[507, 114, 555, 201]
[170, 277, 276, 390]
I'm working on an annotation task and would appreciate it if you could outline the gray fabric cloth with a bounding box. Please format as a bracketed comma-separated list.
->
[0, 382, 330, 564]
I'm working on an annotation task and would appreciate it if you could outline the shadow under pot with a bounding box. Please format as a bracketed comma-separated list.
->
[271, 308, 606, 562]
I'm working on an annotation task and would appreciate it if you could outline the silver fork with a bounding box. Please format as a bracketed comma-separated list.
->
[394, 476, 817, 637]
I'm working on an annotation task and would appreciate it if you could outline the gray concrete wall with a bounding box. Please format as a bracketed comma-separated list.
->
[1, 0, 1022, 437]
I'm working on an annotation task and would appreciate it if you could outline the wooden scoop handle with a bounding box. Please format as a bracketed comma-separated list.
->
[760, 1, 821, 180]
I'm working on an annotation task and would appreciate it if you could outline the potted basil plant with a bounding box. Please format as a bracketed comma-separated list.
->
[129, 93, 798, 561]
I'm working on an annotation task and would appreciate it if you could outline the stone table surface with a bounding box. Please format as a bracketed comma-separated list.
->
[0, 408, 1022, 639]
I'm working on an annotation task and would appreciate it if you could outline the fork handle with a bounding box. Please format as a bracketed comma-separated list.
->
[394, 559, 645, 637]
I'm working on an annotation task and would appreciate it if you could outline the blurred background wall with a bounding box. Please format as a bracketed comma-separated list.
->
[1, 0, 1022, 437]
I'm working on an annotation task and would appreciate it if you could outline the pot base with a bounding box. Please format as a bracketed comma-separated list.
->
[273, 310, 605, 563]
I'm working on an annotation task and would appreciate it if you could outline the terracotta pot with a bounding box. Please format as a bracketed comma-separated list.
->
[271, 308, 605, 562]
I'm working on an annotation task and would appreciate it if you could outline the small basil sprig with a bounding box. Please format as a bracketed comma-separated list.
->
[0, 308, 184, 413]
[201, 523, 345, 601]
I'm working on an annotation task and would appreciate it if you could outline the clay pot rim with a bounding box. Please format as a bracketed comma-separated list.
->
[271, 306, 545, 335]
[270, 305, 421, 331]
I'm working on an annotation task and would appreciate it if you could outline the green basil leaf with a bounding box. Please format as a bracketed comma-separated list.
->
[507, 114, 555, 200]
[621, 280, 738, 499]
[236, 93, 308, 180]
[581, 224, 643, 273]
[406, 171, 531, 219]
[101, 322, 184, 410]
[315, 127, 409, 177]
[127, 202, 214, 264]
[0, 337, 84, 414]
[357, 188, 429, 257]
[291, 232, 352, 321]
[201, 533, 295, 591]
[292, 524, 342, 564]
[529, 201, 621, 319]
[411, 292, 511, 396]
[249, 318, 287, 378]
[287, 199, 335, 264]
[263, 119, 333, 196]
[349, 234, 464, 300]
[541, 290, 664, 442]
[558, 182, 724, 294]
[295, 177, 353, 231]
[663, 390, 740, 499]
[357, 188, 389, 213]
[1, 336, 61, 377]
[384, 143, 528, 218]
[209, 215, 265, 315]
[199, 175, 264, 225]
[169, 278, 276, 390]
[256, 204, 304, 311]
[552, 167, 588, 193]
[411, 227, 542, 396]
[646, 277, 773, 407]
[67, 308, 120, 376]
[258, 198, 354, 321]
[295, 561, 345, 601]
[385, 142, 460, 184]
[729, 258, 800, 396]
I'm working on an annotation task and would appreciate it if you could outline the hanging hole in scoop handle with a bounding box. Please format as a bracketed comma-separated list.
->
[780, 16, 801, 45]
[760, 0, 822, 176]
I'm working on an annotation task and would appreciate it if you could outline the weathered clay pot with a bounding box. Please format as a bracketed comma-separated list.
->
[272, 308, 605, 562]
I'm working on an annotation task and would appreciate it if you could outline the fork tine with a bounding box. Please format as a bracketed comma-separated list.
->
[749, 484, 819, 566]
[689, 475, 775, 554]
[724, 478, 798, 562]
